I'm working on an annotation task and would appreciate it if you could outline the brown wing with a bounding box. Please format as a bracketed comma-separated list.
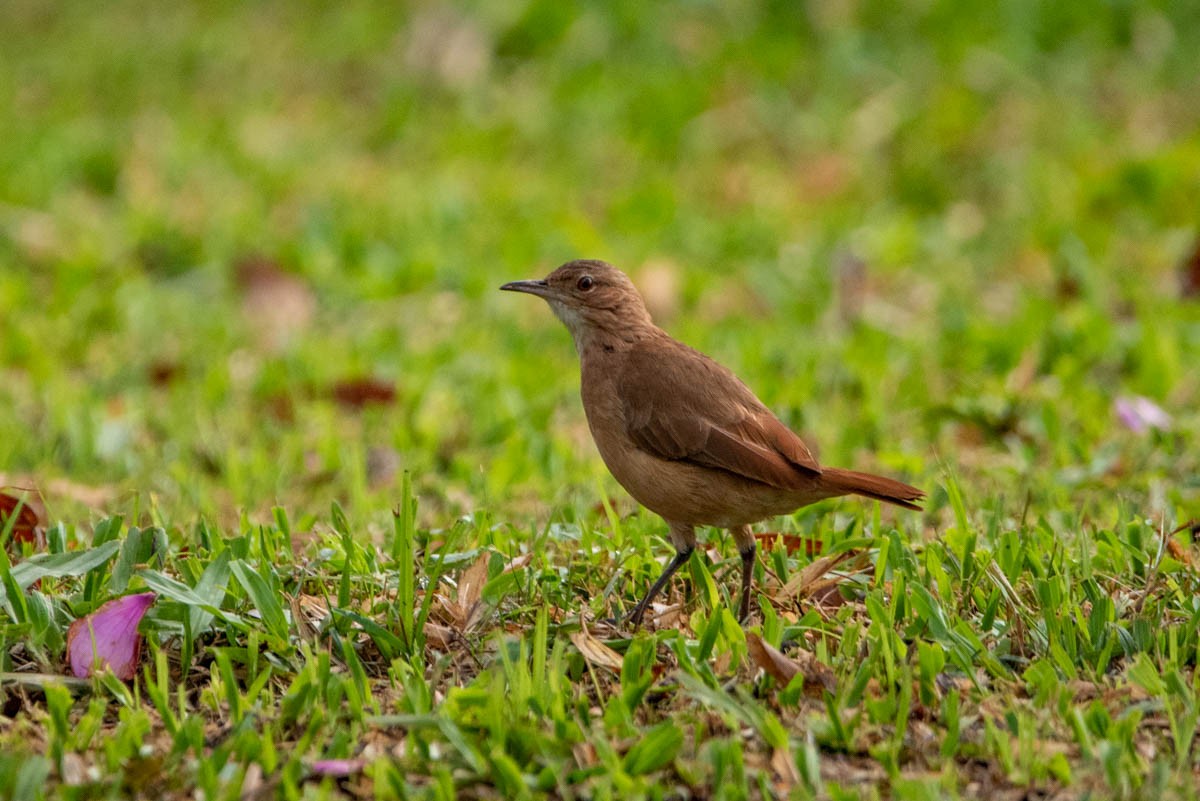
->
[618, 340, 821, 488]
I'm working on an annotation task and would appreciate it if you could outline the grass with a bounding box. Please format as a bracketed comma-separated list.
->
[2, 0, 1200, 797]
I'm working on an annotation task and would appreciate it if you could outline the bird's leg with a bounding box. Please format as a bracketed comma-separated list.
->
[627, 521, 696, 626]
[627, 547, 692, 626]
[738, 545, 756, 622]
[732, 525, 756, 622]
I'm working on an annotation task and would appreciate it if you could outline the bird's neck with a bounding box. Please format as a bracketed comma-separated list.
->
[570, 328, 620, 356]
[551, 304, 658, 356]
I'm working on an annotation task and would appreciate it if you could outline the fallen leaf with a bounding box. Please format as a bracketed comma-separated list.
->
[235, 255, 316, 350]
[263, 393, 296, 424]
[331, 378, 396, 409]
[755, 532, 821, 557]
[747, 633, 800, 684]
[289, 594, 322, 643]
[1181, 235, 1200, 298]
[424, 621, 458, 650]
[147, 361, 183, 387]
[239, 762, 267, 800]
[66, 592, 156, 680]
[1166, 522, 1196, 568]
[1055, 268, 1082, 301]
[455, 553, 490, 631]
[808, 580, 850, 608]
[781, 551, 855, 599]
[569, 629, 624, 673]
[0, 488, 45, 550]
[770, 745, 801, 790]
[572, 742, 598, 769]
[60, 753, 87, 786]
[1165, 538, 1191, 566]
[645, 602, 686, 630]
[746, 633, 836, 695]
[502, 553, 533, 573]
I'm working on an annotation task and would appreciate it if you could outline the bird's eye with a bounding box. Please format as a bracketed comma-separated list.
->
[577, 275, 595, 291]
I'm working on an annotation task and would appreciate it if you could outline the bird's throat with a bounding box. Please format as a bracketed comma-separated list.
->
[547, 301, 590, 355]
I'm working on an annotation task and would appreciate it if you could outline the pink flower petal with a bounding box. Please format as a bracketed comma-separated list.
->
[310, 758, 366, 777]
[67, 592, 156, 680]
[1115, 396, 1172, 433]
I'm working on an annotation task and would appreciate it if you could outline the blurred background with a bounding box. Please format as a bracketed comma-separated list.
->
[1, 0, 1198, 530]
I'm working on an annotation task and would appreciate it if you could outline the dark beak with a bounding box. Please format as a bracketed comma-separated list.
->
[499, 279, 551, 297]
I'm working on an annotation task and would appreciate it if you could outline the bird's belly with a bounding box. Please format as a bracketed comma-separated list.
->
[590, 425, 814, 527]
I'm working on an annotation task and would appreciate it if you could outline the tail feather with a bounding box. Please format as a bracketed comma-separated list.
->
[822, 467, 924, 511]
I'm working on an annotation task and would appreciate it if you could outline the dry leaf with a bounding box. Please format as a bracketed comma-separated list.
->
[60, 753, 87, 786]
[746, 633, 836, 695]
[770, 745, 801, 790]
[235, 255, 316, 350]
[747, 633, 800, 684]
[646, 602, 686, 630]
[331, 378, 396, 409]
[781, 551, 855, 599]
[1166, 537, 1192, 567]
[1181, 235, 1200, 299]
[1166, 521, 1196, 567]
[572, 742, 598, 769]
[787, 650, 836, 695]
[569, 630, 624, 673]
[239, 763, 267, 801]
[147, 360, 183, 387]
[424, 621, 458, 650]
[502, 553, 533, 573]
[755, 531, 821, 557]
[263, 393, 296, 424]
[289, 594, 323, 642]
[455, 553, 490, 631]
[808, 580, 850, 608]
[0, 488, 45, 550]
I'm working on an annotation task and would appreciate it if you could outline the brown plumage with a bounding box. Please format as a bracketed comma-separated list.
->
[502, 259, 923, 625]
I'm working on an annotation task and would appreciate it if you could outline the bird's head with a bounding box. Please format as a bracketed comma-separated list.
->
[501, 259, 655, 350]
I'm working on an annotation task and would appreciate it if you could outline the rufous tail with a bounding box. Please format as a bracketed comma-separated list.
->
[822, 468, 924, 511]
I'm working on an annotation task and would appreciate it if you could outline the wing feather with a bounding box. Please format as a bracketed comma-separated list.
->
[618, 341, 820, 488]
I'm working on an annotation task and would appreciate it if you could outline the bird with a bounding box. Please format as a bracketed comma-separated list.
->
[501, 259, 923, 625]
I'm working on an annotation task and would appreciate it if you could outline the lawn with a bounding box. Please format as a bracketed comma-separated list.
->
[2, 0, 1200, 798]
